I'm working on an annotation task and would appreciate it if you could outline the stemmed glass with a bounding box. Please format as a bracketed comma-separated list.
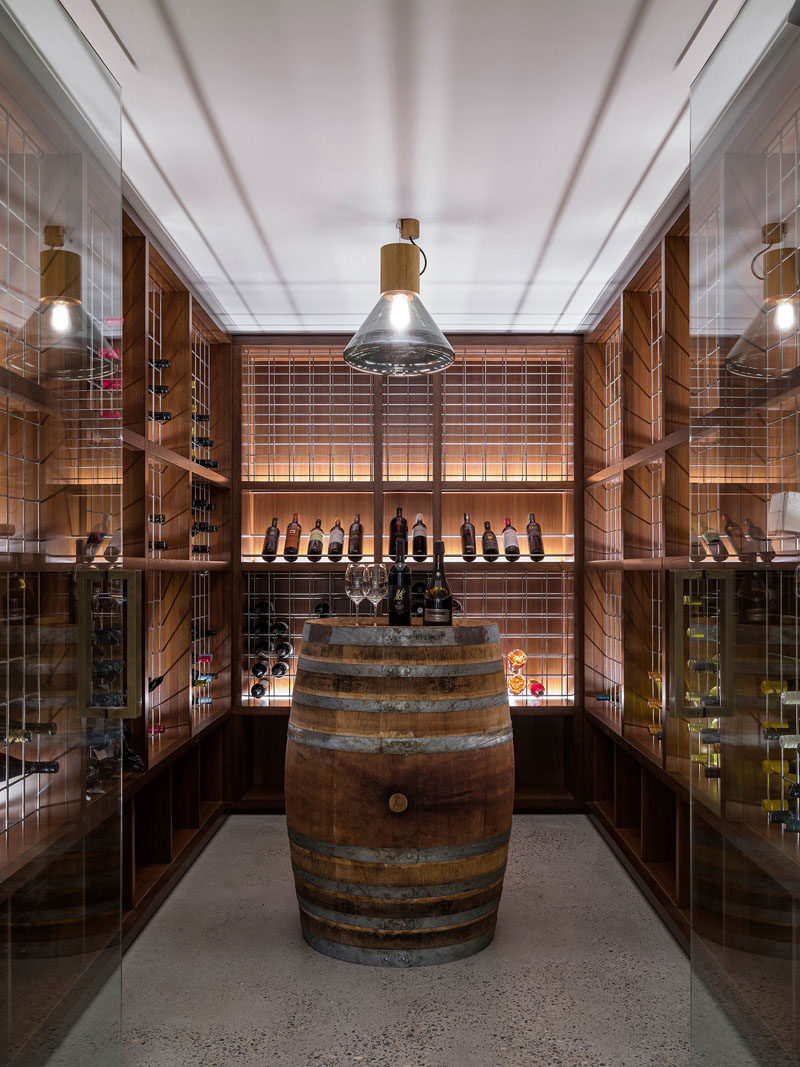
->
[345, 563, 366, 622]
[364, 564, 388, 627]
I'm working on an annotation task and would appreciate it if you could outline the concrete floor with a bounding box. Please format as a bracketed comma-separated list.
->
[48, 814, 764, 1067]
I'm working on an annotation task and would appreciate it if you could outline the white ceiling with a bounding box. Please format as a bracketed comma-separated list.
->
[38, 0, 787, 332]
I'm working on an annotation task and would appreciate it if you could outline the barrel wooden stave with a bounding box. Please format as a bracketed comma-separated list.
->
[285, 619, 513, 967]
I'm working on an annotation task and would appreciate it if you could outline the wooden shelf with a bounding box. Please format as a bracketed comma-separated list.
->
[242, 557, 574, 572]
[122, 428, 231, 486]
[123, 556, 230, 571]
[585, 427, 689, 486]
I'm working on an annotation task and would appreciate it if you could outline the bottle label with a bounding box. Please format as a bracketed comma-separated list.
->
[329, 528, 344, 546]
[502, 529, 519, 549]
[424, 608, 451, 624]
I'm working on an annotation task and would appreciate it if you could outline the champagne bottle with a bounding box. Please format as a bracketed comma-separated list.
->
[252, 661, 268, 679]
[700, 529, 728, 562]
[307, 519, 324, 562]
[261, 517, 280, 561]
[423, 541, 452, 625]
[482, 521, 499, 562]
[192, 412, 210, 423]
[328, 518, 344, 561]
[526, 513, 545, 561]
[388, 539, 411, 625]
[251, 683, 266, 699]
[1, 754, 59, 781]
[502, 517, 520, 561]
[389, 508, 408, 561]
[460, 513, 476, 561]
[411, 513, 428, 562]
[744, 518, 776, 563]
[348, 514, 364, 561]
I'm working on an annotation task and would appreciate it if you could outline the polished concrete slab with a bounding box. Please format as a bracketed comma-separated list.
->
[48, 814, 762, 1066]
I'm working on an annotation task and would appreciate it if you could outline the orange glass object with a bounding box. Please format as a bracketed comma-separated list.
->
[507, 674, 526, 696]
[506, 649, 527, 673]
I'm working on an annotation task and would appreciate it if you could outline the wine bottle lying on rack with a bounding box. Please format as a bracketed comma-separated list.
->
[700, 529, 727, 562]
[1, 726, 32, 743]
[1, 754, 59, 781]
[193, 499, 216, 513]
[149, 358, 170, 369]
[192, 522, 218, 534]
[148, 411, 172, 422]
[8, 718, 57, 736]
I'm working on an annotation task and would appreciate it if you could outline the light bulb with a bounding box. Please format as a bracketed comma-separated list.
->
[388, 292, 411, 330]
[774, 299, 796, 333]
[49, 301, 71, 333]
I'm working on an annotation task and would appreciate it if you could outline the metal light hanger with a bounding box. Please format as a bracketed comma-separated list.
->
[343, 218, 454, 376]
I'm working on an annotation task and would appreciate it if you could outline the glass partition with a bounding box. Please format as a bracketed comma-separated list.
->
[0, 2, 124, 1064]
[690, 8, 800, 1066]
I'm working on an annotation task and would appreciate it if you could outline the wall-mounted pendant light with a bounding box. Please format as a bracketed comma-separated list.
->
[344, 218, 454, 376]
[726, 221, 800, 379]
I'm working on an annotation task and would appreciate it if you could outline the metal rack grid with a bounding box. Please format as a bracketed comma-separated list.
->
[147, 570, 165, 731]
[442, 345, 574, 482]
[241, 346, 374, 482]
[383, 374, 433, 482]
[191, 569, 212, 717]
[649, 461, 664, 557]
[148, 279, 164, 443]
[649, 279, 663, 443]
[605, 328, 623, 467]
[147, 458, 165, 560]
[604, 569, 623, 712]
[191, 323, 211, 466]
[0, 104, 42, 380]
[0, 572, 45, 833]
[0, 398, 40, 552]
[650, 570, 664, 733]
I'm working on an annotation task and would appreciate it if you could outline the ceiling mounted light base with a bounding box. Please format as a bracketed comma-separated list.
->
[344, 218, 454, 377]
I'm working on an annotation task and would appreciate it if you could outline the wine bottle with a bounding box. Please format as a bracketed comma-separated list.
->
[148, 675, 165, 693]
[700, 529, 728, 562]
[196, 459, 218, 470]
[314, 601, 331, 617]
[388, 539, 411, 625]
[252, 661, 268, 679]
[149, 384, 170, 395]
[272, 638, 294, 660]
[192, 628, 217, 640]
[196, 697, 213, 706]
[744, 518, 776, 563]
[251, 683, 266, 699]
[271, 660, 289, 678]
[460, 513, 476, 561]
[104, 543, 120, 563]
[191, 545, 210, 554]
[254, 599, 274, 616]
[149, 540, 168, 550]
[347, 514, 364, 562]
[688, 659, 718, 673]
[412, 513, 428, 562]
[192, 412, 210, 423]
[423, 541, 452, 626]
[0, 725, 32, 742]
[307, 519, 324, 562]
[192, 436, 214, 448]
[148, 411, 172, 422]
[529, 681, 545, 698]
[252, 638, 271, 657]
[191, 522, 218, 534]
[192, 499, 216, 512]
[149, 513, 166, 524]
[149, 358, 170, 369]
[721, 514, 756, 559]
[482, 521, 499, 562]
[270, 620, 290, 636]
[0, 523, 15, 536]
[502, 517, 520, 561]
[328, 518, 344, 561]
[389, 508, 408, 561]
[526, 513, 545, 561]
[687, 623, 718, 641]
[261, 517, 280, 562]
[1, 755, 59, 781]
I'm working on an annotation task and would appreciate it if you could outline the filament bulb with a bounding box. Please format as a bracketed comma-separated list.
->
[774, 299, 796, 333]
[389, 292, 411, 330]
[49, 301, 71, 333]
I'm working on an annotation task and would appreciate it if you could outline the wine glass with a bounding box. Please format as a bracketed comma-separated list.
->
[364, 563, 388, 627]
[345, 563, 366, 621]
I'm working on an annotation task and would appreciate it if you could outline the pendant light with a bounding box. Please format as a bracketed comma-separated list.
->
[726, 221, 800, 379]
[343, 218, 454, 376]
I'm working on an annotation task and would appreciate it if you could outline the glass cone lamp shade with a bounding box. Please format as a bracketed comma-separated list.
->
[343, 290, 454, 376]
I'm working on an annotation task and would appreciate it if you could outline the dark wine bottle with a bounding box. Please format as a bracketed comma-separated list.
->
[254, 600, 274, 616]
[1, 725, 32, 743]
[148, 675, 165, 693]
[196, 459, 218, 470]
[148, 411, 172, 422]
[424, 541, 452, 625]
[192, 499, 216, 512]
[149, 358, 170, 369]
[389, 507, 408, 561]
[721, 514, 753, 559]
[252, 660, 268, 679]
[744, 517, 776, 563]
[192, 436, 214, 448]
[192, 412, 210, 423]
[461, 513, 476, 561]
[192, 628, 217, 640]
[149, 513, 166, 524]
[270, 619, 290, 636]
[261, 517, 280, 562]
[502, 517, 520, 561]
[526, 513, 545, 561]
[149, 384, 170, 395]
[284, 514, 301, 562]
[412, 513, 427, 562]
[1, 754, 59, 781]
[252, 639, 271, 658]
[271, 660, 289, 678]
[348, 514, 364, 562]
[314, 601, 331, 617]
[149, 540, 168, 550]
[482, 521, 499, 561]
[307, 519, 324, 562]
[700, 529, 728, 562]
[388, 539, 411, 625]
[272, 638, 294, 660]
[328, 518, 344, 561]
[250, 683, 266, 699]
[191, 522, 218, 534]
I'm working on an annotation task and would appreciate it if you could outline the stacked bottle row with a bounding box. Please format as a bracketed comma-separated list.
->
[147, 355, 218, 470]
[245, 599, 298, 697]
[148, 496, 220, 556]
[257, 509, 547, 563]
[691, 515, 775, 563]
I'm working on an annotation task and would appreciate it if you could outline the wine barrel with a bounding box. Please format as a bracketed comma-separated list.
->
[285, 619, 514, 967]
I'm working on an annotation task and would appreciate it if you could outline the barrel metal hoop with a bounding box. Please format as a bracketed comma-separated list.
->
[287, 723, 513, 754]
[297, 895, 498, 931]
[301, 622, 500, 647]
[300, 928, 496, 967]
[287, 826, 511, 864]
[290, 690, 509, 715]
[296, 658, 505, 678]
[291, 863, 506, 900]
